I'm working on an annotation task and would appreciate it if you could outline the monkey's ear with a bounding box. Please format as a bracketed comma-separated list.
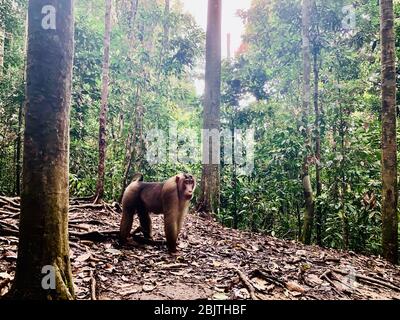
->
[175, 176, 180, 184]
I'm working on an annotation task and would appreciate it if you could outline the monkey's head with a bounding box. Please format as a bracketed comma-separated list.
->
[176, 173, 196, 200]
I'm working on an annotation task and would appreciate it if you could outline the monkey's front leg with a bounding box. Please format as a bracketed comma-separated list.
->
[164, 212, 179, 254]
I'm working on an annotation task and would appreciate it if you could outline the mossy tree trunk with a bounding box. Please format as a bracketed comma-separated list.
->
[0, 26, 5, 79]
[94, 0, 112, 203]
[197, 0, 222, 216]
[313, 48, 322, 246]
[301, 0, 315, 245]
[380, 0, 398, 264]
[10, 0, 75, 299]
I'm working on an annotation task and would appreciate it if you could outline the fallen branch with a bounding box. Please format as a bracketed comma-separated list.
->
[69, 203, 105, 211]
[324, 257, 341, 263]
[0, 221, 18, 232]
[69, 241, 85, 250]
[0, 196, 20, 207]
[131, 235, 165, 246]
[251, 269, 286, 288]
[1, 205, 19, 213]
[332, 268, 400, 292]
[0, 227, 19, 237]
[0, 210, 16, 216]
[69, 219, 105, 226]
[236, 269, 258, 300]
[90, 270, 96, 300]
[104, 203, 119, 215]
[71, 196, 96, 202]
[69, 230, 119, 242]
[2, 205, 19, 212]
[70, 224, 91, 232]
[319, 270, 346, 297]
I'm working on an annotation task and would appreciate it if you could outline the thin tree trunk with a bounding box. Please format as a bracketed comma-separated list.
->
[297, 201, 302, 241]
[313, 50, 322, 246]
[336, 77, 349, 250]
[133, 102, 144, 172]
[0, 26, 5, 79]
[339, 107, 349, 249]
[232, 118, 238, 229]
[10, 0, 75, 299]
[128, 0, 139, 51]
[15, 13, 29, 197]
[380, 0, 398, 264]
[197, 0, 222, 216]
[94, 0, 112, 203]
[119, 131, 135, 203]
[163, 0, 170, 49]
[15, 99, 23, 196]
[301, 0, 315, 245]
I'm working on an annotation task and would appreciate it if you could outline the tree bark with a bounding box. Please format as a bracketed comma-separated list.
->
[128, 0, 139, 51]
[133, 102, 144, 172]
[94, 0, 112, 203]
[163, 0, 170, 50]
[10, 0, 75, 299]
[313, 50, 322, 246]
[339, 106, 349, 249]
[197, 0, 222, 215]
[380, 0, 398, 264]
[301, 0, 315, 245]
[15, 97, 23, 196]
[0, 26, 5, 79]
[15, 13, 29, 197]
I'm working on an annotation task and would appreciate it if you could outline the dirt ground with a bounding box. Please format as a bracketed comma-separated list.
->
[1, 197, 400, 300]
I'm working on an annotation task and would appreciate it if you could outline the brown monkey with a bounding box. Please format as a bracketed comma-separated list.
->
[120, 173, 196, 253]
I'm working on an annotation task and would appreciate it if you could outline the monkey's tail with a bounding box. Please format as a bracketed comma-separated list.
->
[131, 173, 144, 182]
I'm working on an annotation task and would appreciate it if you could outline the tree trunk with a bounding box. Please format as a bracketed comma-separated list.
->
[301, 0, 315, 245]
[232, 119, 238, 229]
[197, 0, 222, 215]
[15, 98, 23, 196]
[163, 0, 170, 49]
[94, 0, 112, 204]
[119, 131, 135, 203]
[0, 26, 5, 79]
[313, 50, 322, 246]
[10, 0, 75, 299]
[133, 102, 144, 172]
[339, 100, 349, 249]
[128, 0, 139, 51]
[380, 0, 398, 264]
[15, 13, 29, 197]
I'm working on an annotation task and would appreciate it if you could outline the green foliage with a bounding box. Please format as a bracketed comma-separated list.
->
[217, 0, 400, 257]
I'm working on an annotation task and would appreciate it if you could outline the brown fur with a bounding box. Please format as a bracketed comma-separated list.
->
[120, 173, 196, 253]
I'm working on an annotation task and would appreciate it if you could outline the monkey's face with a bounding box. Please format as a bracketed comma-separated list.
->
[177, 174, 196, 200]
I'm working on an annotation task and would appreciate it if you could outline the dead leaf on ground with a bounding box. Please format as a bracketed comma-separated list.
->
[286, 281, 305, 293]
[213, 292, 229, 300]
[142, 284, 156, 292]
[76, 252, 91, 262]
[106, 248, 122, 255]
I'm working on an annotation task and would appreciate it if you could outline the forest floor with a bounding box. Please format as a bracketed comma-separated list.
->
[1, 196, 400, 300]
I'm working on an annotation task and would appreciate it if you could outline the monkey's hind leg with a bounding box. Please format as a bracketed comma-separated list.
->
[137, 208, 153, 239]
[120, 205, 135, 242]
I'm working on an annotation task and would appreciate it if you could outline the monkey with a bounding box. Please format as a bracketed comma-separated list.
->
[119, 173, 196, 254]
